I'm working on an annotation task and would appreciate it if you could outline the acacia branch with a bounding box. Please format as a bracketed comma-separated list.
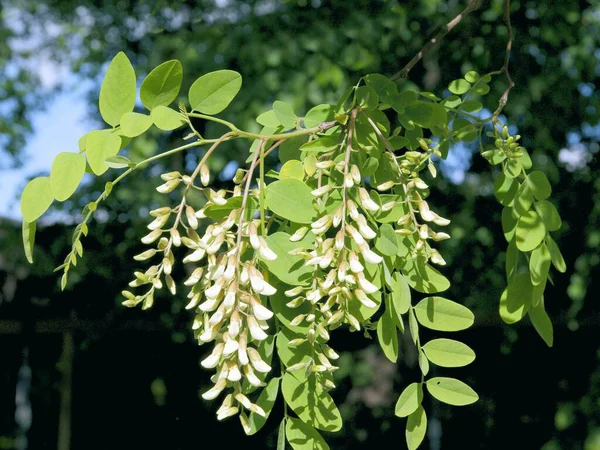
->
[390, 0, 483, 81]
[492, 0, 515, 121]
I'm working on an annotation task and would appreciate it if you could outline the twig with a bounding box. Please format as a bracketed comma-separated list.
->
[491, 0, 515, 121]
[390, 0, 483, 81]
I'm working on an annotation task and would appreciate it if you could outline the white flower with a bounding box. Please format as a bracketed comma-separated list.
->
[348, 251, 364, 273]
[311, 185, 333, 197]
[358, 188, 380, 212]
[432, 232, 451, 241]
[247, 315, 268, 341]
[223, 336, 239, 356]
[238, 334, 249, 365]
[248, 222, 260, 249]
[258, 237, 278, 260]
[355, 289, 377, 308]
[243, 365, 262, 387]
[357, 273, 378, 294]
[356, 215, 377, 239]
[247, 347, 271, 373]
[227, 362, 242, 382]
[360, 246, 383, 264]
[290, 227, 309, 242]
[250, 296, 274, 320]
[216, 406, 238, 421]
[201, 378, 227, 400]
[201, 343, 224, 368]
[433, 215, 451, 226]
[430, 249, 447, 265]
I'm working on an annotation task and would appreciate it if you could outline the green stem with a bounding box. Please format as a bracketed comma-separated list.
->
[259, 140, 266, 236]
[187, 112, 239, 131]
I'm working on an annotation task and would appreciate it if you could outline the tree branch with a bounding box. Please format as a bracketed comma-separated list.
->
[491, 0, 515, 121]
[390, 0, 483, 81]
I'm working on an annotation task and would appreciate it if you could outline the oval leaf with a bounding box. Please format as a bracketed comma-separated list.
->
[140, 60, 183, 110]
[529, 302, 554, 347]
[395, 382, 423, 418]
[516, 210, 546, 252]
[265, 179, 315, 224]
[426, 377, 479, 406]
[86, 131, 122, 175]
[282, 373, 342, 432]
[50, 152, 86, 201]
[285, 418, 329, 450]
[413, 297, 474, 331]
[246, 377, 280, 435]
[273, 101, 297, 129]
[422, 338, 475, 368]
[527, 171, 552, 201]
[99, 52, 136, 127]
[188, 70, 242, 115]
[120, 112, 153, 137]
[377, 308, 399, 362]
[405, 406, 427, 450]
[21, 177, 54, 222]
[151, 105, 185, 131]
[279, 160, 304, 180]
[22, 220, 36, 264]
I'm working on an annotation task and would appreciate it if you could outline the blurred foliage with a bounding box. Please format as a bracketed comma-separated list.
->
[1, 0, 600, 448]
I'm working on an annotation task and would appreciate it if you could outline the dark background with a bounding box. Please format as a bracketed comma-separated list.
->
[1, 0, 599, 448]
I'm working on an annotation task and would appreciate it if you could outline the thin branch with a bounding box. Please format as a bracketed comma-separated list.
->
[390, 0, 483, 81]
[492, 0, 515, 121]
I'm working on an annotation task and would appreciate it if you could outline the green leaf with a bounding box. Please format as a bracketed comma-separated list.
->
[21, 177, 54, 222]
[499, 273, 532, 324]
[246, 377, 280, 435]
[151, 105, 185, 131]
[426, 377, 479, 406]
[280, 160, 304, 180]
[448, 79, 471, 95]
[422, 338, 476, 368]
[529, 302, 554, 347]
[282, 373, 342, 432]
[494, 172, 518, 206]
[265, 179, 315, 224]
[140, 60, 183, 110]
[535, 200, 562, 231]
[413, 297, 475, 332]
[300, 136, 341, 154]
[86, 130, 122, 175]
[527, 171, 552, 201]
[50, 152, 86, 201]
[530, 243, 551, 286]
[22, 220, 36, 264]
[506, 238, 519, 281]
[546, 235, 566, 273]
[304, 104, 335, 128]
[277, 419, 286, 450]
[105, 155, 135, 169]
[390, 271, 411, 316]
[513, 182, 534, 217]
[355, 86, 379, 110]
[364, 73, 397, 99]
[99, 52, 136, 127]
[516, 210, 546, 252]
[464, 71, 479, 83]
[395, 382, 423, 418]
[502, 207, 518, 242]
[400, 257, 451, 294]
[375, 223, 399, 256]
[120, 112, 153, 137]
[273, 101, 298, 129]
[286, 418, 329, 450]
[276, 329, 312, 368]
[188, 70, 242, 114]
[405, 407, 427, 450]
[461, 99, 483, 112]
[377, 307, 399, 362]
[256, 110, 280, 127]
[261, 232, 314, 286]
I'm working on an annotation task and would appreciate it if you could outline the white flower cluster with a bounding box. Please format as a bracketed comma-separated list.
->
[180, 187, 279, 425]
